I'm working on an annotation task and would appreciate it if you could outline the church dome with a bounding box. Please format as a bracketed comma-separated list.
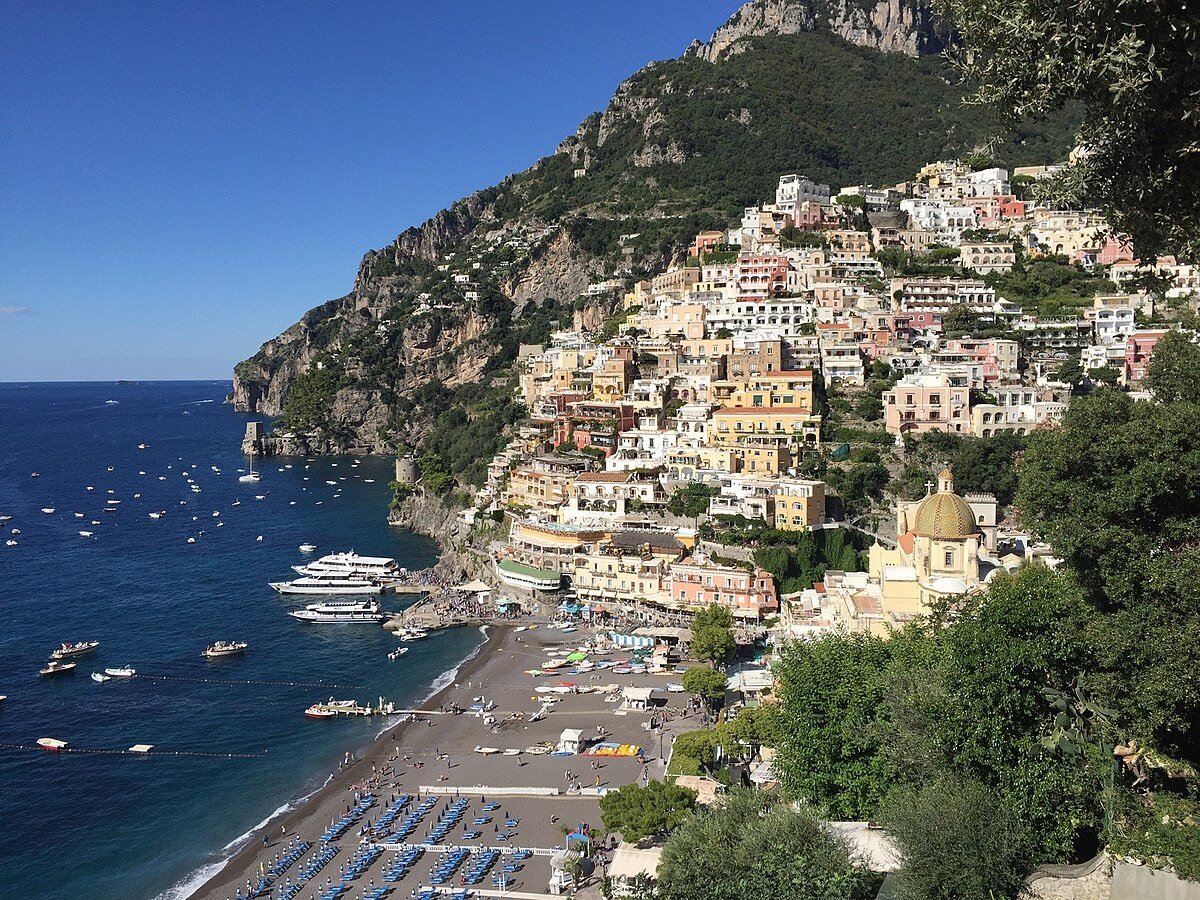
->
[912, 469, 978, 539]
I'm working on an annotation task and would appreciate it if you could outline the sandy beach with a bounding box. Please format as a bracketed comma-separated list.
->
[192, 621, 697, 899]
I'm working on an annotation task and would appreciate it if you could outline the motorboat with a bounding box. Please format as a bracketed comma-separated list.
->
[50, 641, 99, 660]
[388, 647, 409, 660]
[298, 543, 316, 553]
[91, 672, 111, 683]
[395, 628, 428, 641]
[38, 661, 76, 677]
[304, 705, 337, 719]
[288, 599, 386, 624]
[104, 666, 135, 677]
[37, 738, 68, 751]
[79, 530, 94, 537]
[202, 640, 248, 658]
[269, 572, 383, 595]
[41, 508, 55, 514]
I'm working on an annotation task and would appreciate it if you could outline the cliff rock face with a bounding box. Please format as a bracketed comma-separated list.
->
[388, 490, 494, 582]
[686, 0, 943, 61]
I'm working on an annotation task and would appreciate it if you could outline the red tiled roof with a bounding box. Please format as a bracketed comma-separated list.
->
[898, 531, 915, 554]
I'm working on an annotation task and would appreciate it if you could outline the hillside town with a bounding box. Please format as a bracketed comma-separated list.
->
[421, 158, 1200, 643]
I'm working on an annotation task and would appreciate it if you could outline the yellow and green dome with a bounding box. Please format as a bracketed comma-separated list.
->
[912, 469, 978, 539]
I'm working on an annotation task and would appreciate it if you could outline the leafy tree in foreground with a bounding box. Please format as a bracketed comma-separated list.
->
[681, 666, 728, 709]
[598, 780, 697, 844]
[882, 777, 1036, 900]
[658, 788, 876, 900]
[936, 0, 1200, 260]
[690, 604, 736, 666]
[1147, 329, 1200, 404]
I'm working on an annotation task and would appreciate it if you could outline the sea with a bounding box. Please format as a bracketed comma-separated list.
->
[0, 381, 485, 899]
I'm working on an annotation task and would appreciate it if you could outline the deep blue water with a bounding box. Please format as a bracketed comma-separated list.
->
[0, 382, 483, 899]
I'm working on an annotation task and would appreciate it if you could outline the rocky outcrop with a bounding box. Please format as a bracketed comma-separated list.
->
[388, 490, 495, 582]
[685, 0, 944, 61]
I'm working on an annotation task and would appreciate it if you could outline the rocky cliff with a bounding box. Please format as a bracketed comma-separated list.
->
[685, 0, 946, 61]
[388, 490, 497, 583]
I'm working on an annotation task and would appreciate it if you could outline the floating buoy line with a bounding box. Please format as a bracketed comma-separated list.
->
[131, 673, 360, 689]
[0, 742, 266, 759]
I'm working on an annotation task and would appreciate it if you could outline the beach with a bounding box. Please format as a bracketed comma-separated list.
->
[192, 621, 696, 899]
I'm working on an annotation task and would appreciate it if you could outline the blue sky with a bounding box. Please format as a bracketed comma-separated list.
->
[0, 2, 738, 381]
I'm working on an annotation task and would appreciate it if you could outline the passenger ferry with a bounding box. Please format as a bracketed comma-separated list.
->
[292, 550, 405, 581]
[288, 598, 387, 624]
[269, 571, 383, 595]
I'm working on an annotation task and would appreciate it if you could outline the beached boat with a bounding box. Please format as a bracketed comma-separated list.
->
[37, 737, 68, 751]
[104, 666, 135, 677]
[202, 640, 247, 658]
[288, 598, 386, 624]
[474, 746, 501, 755]
[91, 671, 111, 683]
[38, 661, 76, 677]
[51, 641, 99, 660]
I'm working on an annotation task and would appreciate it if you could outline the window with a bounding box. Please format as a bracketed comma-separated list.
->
[930, 394, 941, 405]
[944, 550, 954, 567]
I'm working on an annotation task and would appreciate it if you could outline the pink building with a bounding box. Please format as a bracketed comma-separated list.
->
[883, 373, 971, 435]
[736, 253, 790, 297]
[667, 561, 778, 618]
[1125, 330, 1168, 383]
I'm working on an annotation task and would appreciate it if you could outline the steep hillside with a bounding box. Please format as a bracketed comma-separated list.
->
[232, 6, 1077, 478]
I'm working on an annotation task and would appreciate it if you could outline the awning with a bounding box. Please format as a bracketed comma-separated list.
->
[456, 579, 492, 593]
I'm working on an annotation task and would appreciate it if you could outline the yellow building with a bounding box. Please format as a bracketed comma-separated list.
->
[734, 443, 791, 476]
[507, 519, 606, 574]
[774, 479, 826, 530]
[710, 406, 822, 447]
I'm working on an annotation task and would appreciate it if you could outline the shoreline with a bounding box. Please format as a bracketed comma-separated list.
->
[185, 624, 504, 900]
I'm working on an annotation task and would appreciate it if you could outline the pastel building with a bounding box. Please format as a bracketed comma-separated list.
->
[883, 373, 970, 435]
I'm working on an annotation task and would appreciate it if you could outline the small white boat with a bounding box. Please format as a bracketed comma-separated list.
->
[39, 661, 77, 677]
[79, 530, 94, 537]
[4, 540, 15, 546]
[474, 746, 501, 755]
[149, 512, 163, 519]
[299, 543, 316, 553]
[37, 737, 68, 751]
[91, 672, 111, 683]
[104, 666, 135, 678]
[202, 640, 247, 658]
[186, 537, 196, 544]
[74, 512, 84, 518]
[137, 443, 147, 449]
[388, 647, 408, 660]
[41, 508, 55, 514]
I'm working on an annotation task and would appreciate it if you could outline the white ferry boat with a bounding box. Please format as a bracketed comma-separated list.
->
[288, 599, 386, 624]
[291, 550, 404, 581]
[269, 572, 383, 595]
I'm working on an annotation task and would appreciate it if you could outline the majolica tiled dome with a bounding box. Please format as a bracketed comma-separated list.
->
[912, 469, 978, 539]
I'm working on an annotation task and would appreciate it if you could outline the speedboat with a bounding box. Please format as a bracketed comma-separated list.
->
[79, 530, 94, 537]
[202, 640, 247, 658]
[37, 737, 68, 751]
[288, 598, 386, 624]
[388, 647, 408, 660]
[395, 628, 428, 641]
[304, 705, 337, 719]
[38, 661, 77, 677]
[41, 508, 55, 514]
[104, 666, 135, 677]
[50, 641, 99, 660]
[269, 572, 382, 595]
[91, 671, 111, 683]
[298, 543, 316, 553]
